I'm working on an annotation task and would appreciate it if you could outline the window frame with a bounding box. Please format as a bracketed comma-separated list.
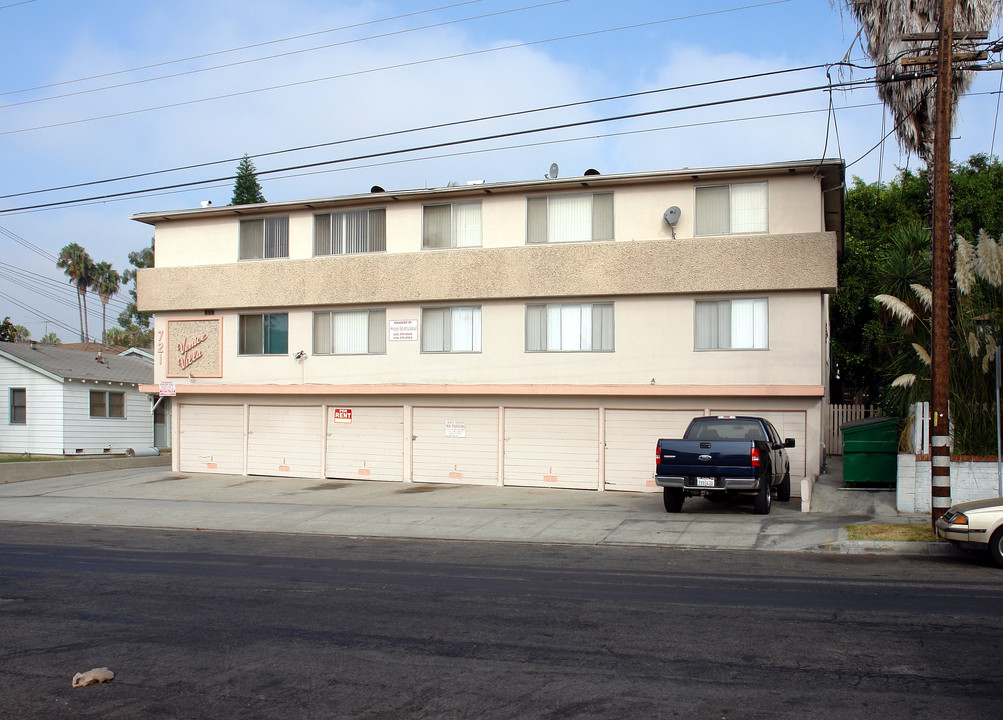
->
[693, 181, 768, 236]
[89, 390, 126, 419]
[313, 208, 386, 256]
[420, 305, 482, 353]
[421, 201, 483, 249]
[9, 387, 25, 424]
[238, 216, 290, 260]
[693, 297, 769, 351]
[238, 312, 289, 355]
[312, 308, 387, 355]
[526, 191, 614, 244]
[524, 302, 615, 352]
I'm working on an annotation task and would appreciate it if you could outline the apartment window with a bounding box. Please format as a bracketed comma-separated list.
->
[239, 216, 289, 259]
[9, 388, 25, 424]
[422, 202, 482, 248]
[695, 298, 768, 350]
[314, 309, 386, 354]
[527, 192, 613, 244]
[694, 182, 768, 235]
[89, 390, 125, 418]
[239, 313, 288, 355]
[421, 306, 481, 352]
[314, 209, 386, 255]
[525, 302, 614, 351]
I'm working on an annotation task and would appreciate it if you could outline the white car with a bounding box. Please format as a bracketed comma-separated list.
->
[935, 498, 1003, 568]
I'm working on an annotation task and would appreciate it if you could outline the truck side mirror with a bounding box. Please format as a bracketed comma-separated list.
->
[785, 438, 796, 448]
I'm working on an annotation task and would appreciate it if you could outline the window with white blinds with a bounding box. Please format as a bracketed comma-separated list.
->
[527, 192, 613, 243]
[421, 306, 481, 352]
[694, 298, 768, 350]
[694, 182, 767, 235]
[314, 209, 386, 255]
[422, 202, 482, 248]
[525, 302, 614, 351]
[313, 309, 386, 355]
[239, 216, 289, 259]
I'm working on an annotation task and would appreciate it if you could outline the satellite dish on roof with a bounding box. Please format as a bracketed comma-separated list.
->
[547, 163, 559, 179]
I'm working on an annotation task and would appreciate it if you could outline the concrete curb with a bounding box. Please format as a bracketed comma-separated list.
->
[826, 540, 958, 556]
[0, 454, 171, 484]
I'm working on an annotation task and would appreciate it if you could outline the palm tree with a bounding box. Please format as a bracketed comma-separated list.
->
[41, 331, 60, 344]
[57, 243, 96, 341]
[93, 261, 121, 344]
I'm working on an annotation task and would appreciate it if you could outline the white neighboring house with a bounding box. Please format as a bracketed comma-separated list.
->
[0, 341, 157, 455]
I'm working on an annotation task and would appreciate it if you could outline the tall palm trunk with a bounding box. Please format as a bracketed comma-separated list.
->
[76, 286, 85, 341]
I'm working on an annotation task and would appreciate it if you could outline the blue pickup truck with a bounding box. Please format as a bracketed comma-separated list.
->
[655, 416, 795, 515]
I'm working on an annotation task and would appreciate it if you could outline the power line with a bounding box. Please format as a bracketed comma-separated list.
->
[0, 73, 894, 215]
[1, 0, 572, 109]
[0, 62, 828, 202]
[0, 1, 792, 138]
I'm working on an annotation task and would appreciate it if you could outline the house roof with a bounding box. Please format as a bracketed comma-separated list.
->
[0, 342, 153, 385]
[57, 342, 131, 354]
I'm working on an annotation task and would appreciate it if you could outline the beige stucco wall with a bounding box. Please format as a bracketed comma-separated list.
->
[140, 232, 837, 313]
[151, 290, 823, 388]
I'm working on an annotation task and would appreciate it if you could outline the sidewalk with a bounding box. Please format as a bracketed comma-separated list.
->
[0, 458, 950, 556]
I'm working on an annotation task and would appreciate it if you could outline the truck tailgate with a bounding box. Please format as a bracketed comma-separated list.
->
[656, 440, 756, 478]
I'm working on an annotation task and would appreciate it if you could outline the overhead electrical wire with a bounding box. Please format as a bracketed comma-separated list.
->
[0, 0, 792, 138]
[0, 72, 918, 215]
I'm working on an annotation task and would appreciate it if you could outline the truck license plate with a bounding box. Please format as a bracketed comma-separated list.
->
[696, 477, 715, 488]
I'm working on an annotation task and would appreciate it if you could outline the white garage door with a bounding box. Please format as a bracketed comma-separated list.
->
[247, 405, 323, 478]
[604, 409, 702, 492]
[503, 408, 599, 490]
[179, 404, 244, 474]
[326, 406, 404, 482]
[711, 408, 807, 481]
[412, 407, 498, 485]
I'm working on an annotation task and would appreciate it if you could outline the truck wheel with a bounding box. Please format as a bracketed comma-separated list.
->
[663, 487, 684, 513]
[777, 470, 791, 502]
[990, 527, 1003, 569]
[753, 475, 772, 515]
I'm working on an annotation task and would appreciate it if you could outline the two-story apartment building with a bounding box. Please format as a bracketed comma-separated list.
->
[134, 160, 843, 496]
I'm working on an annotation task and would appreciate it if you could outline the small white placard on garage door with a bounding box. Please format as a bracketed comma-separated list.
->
[332, 408, 352, 424]
[388, 319, 419, 341]
[445, 421, 467, 438]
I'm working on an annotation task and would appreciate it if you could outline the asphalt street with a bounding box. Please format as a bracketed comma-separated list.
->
[1, 522, 1000, 720]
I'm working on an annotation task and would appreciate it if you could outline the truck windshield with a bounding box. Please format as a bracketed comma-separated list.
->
[686, 420, 767, 442]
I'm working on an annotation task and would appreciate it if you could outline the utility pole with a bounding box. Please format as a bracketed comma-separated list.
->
[930, 0, 955, 525]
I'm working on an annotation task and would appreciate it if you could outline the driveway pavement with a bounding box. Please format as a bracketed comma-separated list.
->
[0, 458, 948, 556]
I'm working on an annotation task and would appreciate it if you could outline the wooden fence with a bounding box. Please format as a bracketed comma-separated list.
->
[825, 403, 882, 455]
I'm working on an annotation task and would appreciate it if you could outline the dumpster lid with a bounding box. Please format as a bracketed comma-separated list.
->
[840, 416, 899, 432]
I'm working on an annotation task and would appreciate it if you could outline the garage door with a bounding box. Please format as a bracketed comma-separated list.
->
[247, 405, 323, 478]
[711, 409, 807, 481]
[326, 406, 404, 482]
[179, 404, 244, 474]
[503, 408, 599, 490]
[604, 409, 702, 492]
[412, 407, 498, 485]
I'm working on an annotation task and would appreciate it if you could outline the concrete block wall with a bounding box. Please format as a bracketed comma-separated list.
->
[897, 454, 1003, 512]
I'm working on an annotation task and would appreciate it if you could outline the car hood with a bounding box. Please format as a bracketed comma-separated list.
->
[951, 497, 1003, 514]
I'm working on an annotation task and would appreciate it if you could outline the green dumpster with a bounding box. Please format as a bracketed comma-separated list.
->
[841, 416, 900, 486]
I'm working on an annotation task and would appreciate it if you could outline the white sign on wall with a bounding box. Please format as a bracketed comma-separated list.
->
[388, 319, 419, 342]
[158, 380, 176, 397]
[332, 408, 353, 424]
[445, 421, 467, 438]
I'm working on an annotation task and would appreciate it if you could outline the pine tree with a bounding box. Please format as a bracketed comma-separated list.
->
[231, 153, 266, 205]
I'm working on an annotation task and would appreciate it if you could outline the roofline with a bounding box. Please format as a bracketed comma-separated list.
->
[130, 159, 846, 225]
[0, 347, 64, 383]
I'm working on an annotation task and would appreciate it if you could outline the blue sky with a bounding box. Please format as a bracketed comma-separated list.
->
[1, 0, 1002, 341]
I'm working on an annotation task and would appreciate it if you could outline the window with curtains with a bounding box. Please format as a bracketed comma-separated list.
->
[314, 209, 386, 255]
[421, 306, 481, 352]
[526, 192, 613, 244]
[694, 182, 767, 235]
[239, 216, 289, 259]
[89, 390, 125, 418]
[313, 309, 386, 354]
[9, 388, 26, 424]
[694, 298, 769, 350]
[239, 313, 288, 355]
[422, 202, 482, 249]
[525, 302, 614, 352]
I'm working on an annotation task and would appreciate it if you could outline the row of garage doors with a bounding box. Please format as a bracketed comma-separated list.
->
[178, 403, 808, 493]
